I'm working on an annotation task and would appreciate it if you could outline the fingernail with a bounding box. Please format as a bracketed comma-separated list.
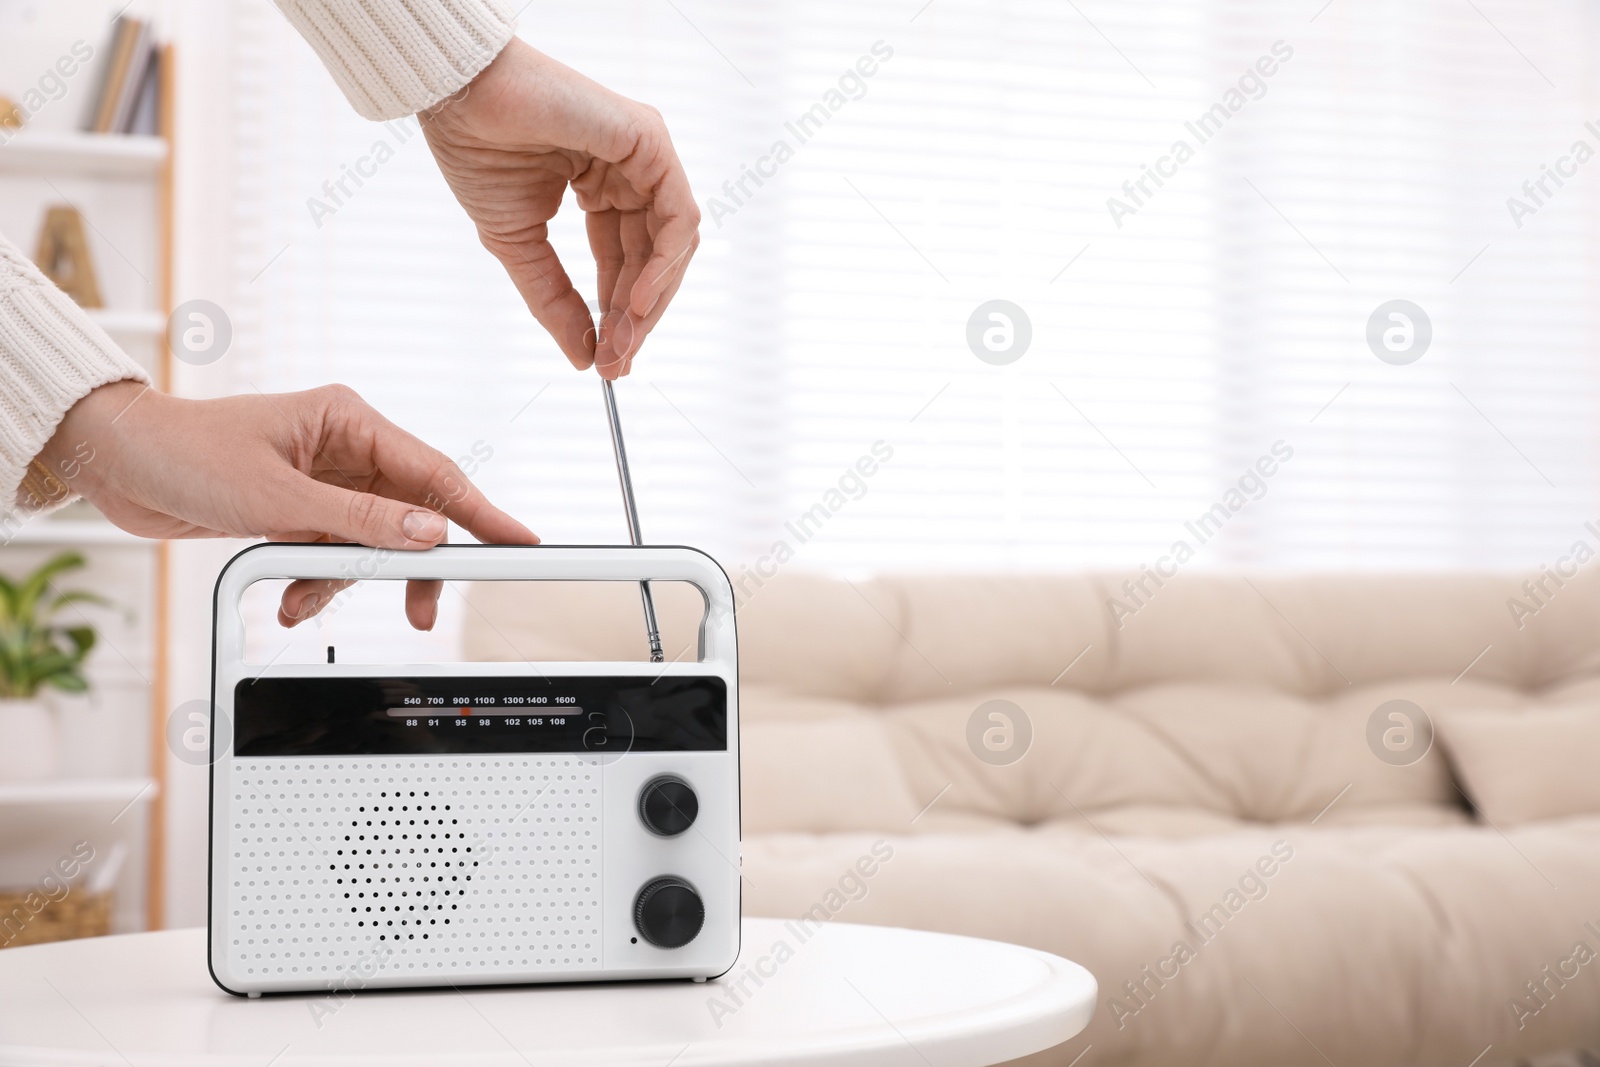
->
[403, 510, 446, 542]
[290, 594, 320, 624]
[425, 601, 439, 630]
[614, 322, 636, 358]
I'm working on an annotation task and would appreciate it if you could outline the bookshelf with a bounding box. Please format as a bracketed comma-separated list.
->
[0, 40, 175, 936]
[2, 521, 145, 547]
[0, 778, 154, 807]
[89, 308, 167, 338]
[0, 132, 168, 178]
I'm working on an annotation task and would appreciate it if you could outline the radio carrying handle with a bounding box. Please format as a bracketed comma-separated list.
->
[213, 543, 736, 669]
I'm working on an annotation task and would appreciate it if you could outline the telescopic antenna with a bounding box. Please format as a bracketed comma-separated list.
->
[602, 378, 665, 663]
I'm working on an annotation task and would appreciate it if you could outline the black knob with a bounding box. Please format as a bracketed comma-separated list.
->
[633, 876, 704, 949]
[638, 774, 698, 837]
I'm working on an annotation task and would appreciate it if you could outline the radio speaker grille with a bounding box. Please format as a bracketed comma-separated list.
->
[222, 756, 602, 982]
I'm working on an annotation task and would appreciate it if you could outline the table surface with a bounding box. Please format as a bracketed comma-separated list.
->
[0, 918, 1096, 1067]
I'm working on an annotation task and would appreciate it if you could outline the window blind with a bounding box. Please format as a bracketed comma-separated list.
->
[224, 0, 1600, 657]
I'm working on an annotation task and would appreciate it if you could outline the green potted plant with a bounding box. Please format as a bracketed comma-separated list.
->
[0, 551, 104, 783]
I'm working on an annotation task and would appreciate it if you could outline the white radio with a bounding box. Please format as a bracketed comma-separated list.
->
[207, 542, 741, 996]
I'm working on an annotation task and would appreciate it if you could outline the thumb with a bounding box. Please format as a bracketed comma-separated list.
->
[294, 479, 449, 549]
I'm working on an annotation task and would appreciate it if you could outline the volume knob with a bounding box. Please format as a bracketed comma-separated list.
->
[633, 876, 705, 949]
[638, 774, 698, 836]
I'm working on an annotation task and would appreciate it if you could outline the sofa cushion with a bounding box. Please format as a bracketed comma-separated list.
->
[742, 819, 1600, 1067]
[462, 574, 906, 701]
[741, 680, 1484, 832]
[1438, 706, 1600, 826]
[1098, 570, 1600, 696]
[465, 570, 1600, 830]
[870, 574, 1112, 701]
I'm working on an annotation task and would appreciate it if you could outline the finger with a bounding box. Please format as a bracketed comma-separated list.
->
[279, 577, 354, 628]
[406, 578, 443, 631]
[625, 157, 699, 321]
[588, 209, 625, 317]
[406, 526, 445, 633]
[293, 478, 453, 550]
[318, 398, 540, 548]
[278, 574, 440, 632]
[272, 537, 444, 632]
[373, 447, 538, 549]
[610, 233, 697, 377]
[595, 211, 653, 377]
[480, 222, 596, 370]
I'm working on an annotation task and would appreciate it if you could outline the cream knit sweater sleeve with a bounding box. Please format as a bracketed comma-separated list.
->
[272, 0, 517, 121]
[0, 0, 518, 513]
[0, 233, 149, 512]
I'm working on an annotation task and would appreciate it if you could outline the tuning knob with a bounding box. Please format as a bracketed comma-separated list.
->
[638, 774, 698, 837]
[633, 876, 705, 949]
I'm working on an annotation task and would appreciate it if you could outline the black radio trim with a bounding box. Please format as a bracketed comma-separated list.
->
[232, 675, 727, 757]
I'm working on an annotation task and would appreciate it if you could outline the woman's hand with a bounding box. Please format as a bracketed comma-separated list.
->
[36, 380, 536, 630]
[420, 38, 700, 379]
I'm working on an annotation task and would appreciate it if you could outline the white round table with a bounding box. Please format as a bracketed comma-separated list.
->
[0, 919, 1095, 1066]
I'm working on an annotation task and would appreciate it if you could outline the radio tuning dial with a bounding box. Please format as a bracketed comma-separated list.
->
[638, 774, 698, 836]
[633, 876, 705, 949]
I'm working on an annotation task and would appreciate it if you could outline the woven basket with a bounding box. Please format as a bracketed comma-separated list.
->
[0, 890, 112, 949]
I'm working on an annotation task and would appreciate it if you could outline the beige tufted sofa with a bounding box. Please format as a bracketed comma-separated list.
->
[464, 570, 1600, 1067]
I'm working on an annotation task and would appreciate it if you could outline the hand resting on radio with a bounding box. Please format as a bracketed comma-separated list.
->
[35, 380, 536, 631]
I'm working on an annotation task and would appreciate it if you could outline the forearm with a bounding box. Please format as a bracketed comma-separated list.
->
[272, 0, 517, 120]
[0, 233, 148, 514]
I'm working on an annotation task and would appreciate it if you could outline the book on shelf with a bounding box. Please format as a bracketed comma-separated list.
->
[124, 49, 161, 136]
[86, 17, 161, 136]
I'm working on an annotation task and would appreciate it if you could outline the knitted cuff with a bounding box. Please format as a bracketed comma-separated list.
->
[0, 237, 150, 516]
[273, 0, 517, 121]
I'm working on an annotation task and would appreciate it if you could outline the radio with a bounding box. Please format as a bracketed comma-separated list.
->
[207, 543, 741, 996]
